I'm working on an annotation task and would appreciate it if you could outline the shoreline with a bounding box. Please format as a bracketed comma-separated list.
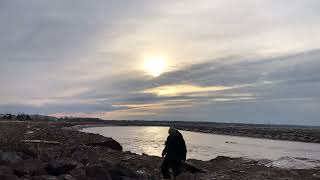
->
[69, 120, 320, 144]
[2, 115, 320, 144]
[80, 125, 320, 163]
[0, 121, 319, 179]
[79, 124, 320, 146]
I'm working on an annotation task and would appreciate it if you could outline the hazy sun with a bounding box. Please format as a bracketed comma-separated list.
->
[143, 56, 168, 77]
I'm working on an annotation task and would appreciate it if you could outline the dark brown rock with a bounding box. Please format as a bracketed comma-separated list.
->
[108, 164, 138, 180]
[71, 146, 99, 165]
[0, 151, 22, 164]
[99, 160, 114, 170]
[176, 173, 198, 180]
[45, 158, 77, 176]
[58, 174, 76, 180]
[85, 139, 122, 151]
[0, 165, 13, 174]
[12, 159, 44, 177]
[85, 164, 112, 180]
[69, 167, 86, 180]
[184, 162, 207, 173]
[32, 175, 59, 180]
[0, 174, 19, 180]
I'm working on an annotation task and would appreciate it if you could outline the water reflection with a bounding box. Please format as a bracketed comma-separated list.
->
[81, 126, 320, 161]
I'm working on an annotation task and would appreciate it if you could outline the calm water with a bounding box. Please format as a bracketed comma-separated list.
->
[81, 126, 320, 161]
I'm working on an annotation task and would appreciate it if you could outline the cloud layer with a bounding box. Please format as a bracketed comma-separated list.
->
[1, 1, 320, 125]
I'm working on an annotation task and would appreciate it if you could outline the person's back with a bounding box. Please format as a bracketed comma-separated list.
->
[161, 127, 187, 179]
[164, 130, 186, 160]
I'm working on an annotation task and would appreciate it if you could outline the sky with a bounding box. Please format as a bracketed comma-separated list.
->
[1, 0, 320, 125]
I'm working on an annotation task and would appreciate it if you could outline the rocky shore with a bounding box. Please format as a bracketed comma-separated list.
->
[0, 121, 319, 180]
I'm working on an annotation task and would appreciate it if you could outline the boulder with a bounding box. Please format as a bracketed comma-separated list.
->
[45, 159, 77, 176]
[85, 139, 122, 151]
[71, 146, 99, 165]
[0, 151, 22, 164]
[12, 159, 45, 177]
[69, 167, 86, 180]
[176, 173, 198, 180]
[108, 164, 138, 180]
[32, 175, 59, 180]
[15, 144, 38, 158]
[99, 160, 114, 170]
[58, 174, 76, 180]
[85, 164, 112, 180]
[184, 162, 207, 173]
[0, 165, 13, 174]
[0, 174, 19, 180]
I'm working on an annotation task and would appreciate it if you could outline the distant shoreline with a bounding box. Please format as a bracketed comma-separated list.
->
[70, 120, 320, 144]
[1, 114, 320, 144]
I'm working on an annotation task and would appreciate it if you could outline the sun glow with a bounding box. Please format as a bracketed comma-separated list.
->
[142, 84, 233, 96]
[143, 56, 168, 77]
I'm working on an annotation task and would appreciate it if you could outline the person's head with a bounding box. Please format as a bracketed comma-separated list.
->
[168, 126, 177, 135]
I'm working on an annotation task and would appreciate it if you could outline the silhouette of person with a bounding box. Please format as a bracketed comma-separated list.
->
[161, 126, 187, 179]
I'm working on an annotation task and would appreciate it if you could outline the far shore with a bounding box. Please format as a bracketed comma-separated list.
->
[1, 115, 320, 144]
[63, 119, 320, 144]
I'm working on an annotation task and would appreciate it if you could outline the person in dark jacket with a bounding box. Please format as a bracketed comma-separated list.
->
[161, 126, 187, 179]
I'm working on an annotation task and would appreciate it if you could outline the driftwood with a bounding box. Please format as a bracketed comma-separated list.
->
[20, 140, 61, 144]
[20, 140, 61, 158]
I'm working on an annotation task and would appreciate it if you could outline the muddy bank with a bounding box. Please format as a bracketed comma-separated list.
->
[0, 121, 319, 180]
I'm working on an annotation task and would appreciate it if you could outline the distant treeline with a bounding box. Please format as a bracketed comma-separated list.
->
[0, 113, 104, 123]
[0, 113, 33, 121]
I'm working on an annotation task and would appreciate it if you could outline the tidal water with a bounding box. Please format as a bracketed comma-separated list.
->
[81, 126, 320, 161]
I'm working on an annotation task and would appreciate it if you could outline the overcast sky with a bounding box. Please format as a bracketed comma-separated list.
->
[1, 0, 320, 125]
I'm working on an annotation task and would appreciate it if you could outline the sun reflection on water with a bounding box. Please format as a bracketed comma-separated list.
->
[82, 126, 320, 161]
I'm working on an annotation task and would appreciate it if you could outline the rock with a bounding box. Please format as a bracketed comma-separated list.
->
[71, 146, 99, 165]
[0, 165, 13, 174]
[32, 175, 59, 180]
[85, 164, 112, 180]
[99, 160, 114, 170]
[58, 174, 76, 180]
[17, 152, 34, 160]
[45, 158, 78, 176]
[176, 173, 198, 180]
[108, 164, 138, 180]
[69, 167, 86, 180]
[85, 139, 123, 151]
[0, 174, 19, 180]
[184, 162, 207, 173]
[0, 151, 22, 164]
[109, 176, 135, 180]
[210, 156, 236, 162]
[15, 144, 38, 158]
[12, 159, 45, 177]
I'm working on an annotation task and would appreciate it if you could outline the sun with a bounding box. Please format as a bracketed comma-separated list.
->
[143, 56, 168, 77]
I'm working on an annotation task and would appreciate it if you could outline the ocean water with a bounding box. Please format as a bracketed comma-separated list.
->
[81, 126, 320, 162]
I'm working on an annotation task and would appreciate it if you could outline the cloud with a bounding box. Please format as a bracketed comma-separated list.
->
[98, 50, 320, 125]
[0, 1, 320, 125]
[0, 101, 127, 115]
[141, 84, 233, 96]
